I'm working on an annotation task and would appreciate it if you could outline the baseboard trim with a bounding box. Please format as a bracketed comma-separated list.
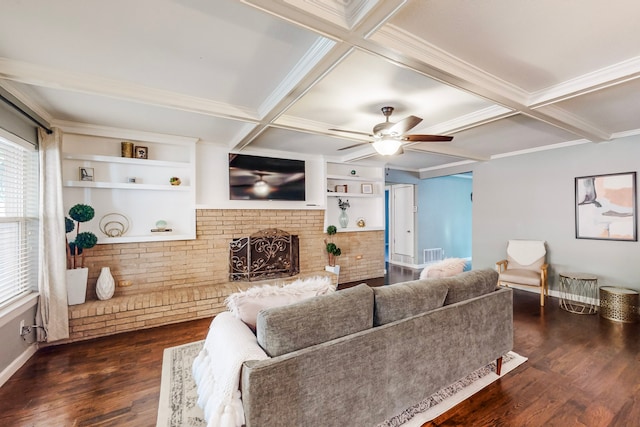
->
[510, 285, 601, 307]
[0, 343, 38, 388]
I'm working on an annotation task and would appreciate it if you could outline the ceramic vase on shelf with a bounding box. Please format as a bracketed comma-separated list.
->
[96, 266, 115, 300]
[339, 210, 349, 228]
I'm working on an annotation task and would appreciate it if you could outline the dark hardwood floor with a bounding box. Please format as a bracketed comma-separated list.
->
[1, 269, 638, 426]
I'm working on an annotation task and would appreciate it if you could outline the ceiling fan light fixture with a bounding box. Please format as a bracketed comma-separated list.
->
[253, 179, 271, 197]
[372, 137, 402, 156]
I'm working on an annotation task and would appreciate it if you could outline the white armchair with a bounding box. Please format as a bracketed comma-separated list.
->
[496, 240, 549, 306]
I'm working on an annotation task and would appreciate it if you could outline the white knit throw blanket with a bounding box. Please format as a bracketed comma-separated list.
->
[192, 312, 269, 427]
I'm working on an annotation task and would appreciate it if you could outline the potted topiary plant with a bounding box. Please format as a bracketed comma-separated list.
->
[324, 225, 342, 274]
[65, 203, 98, 305]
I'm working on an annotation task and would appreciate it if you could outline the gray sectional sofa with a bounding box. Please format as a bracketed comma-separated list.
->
[241, 269, 513, 427]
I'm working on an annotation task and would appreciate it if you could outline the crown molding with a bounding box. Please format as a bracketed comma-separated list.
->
[258, 37, 336, 117]
[421, 105, 515, 135]
[282, 0, 380, 30]
[0, 79, 53, 124]
[532, 105, 611, 142]
[405, 145, 489, 162]
[490, 138, 590, 160]
[417, 159, 477, 174]
[0, 58, 259, 123]
[371, 25, 530, 106]
[52, 120, 199, 145]
[528, 55, 640, 107]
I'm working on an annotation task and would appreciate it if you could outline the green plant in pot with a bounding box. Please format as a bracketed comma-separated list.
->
[66, 203, 98, 269]
[325, 225, 342, 267]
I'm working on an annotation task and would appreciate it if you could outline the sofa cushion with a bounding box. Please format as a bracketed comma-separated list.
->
[443, 269, 498, 305]
[256, 283, 374, 357]
[225, 276, 335, 330]
[372, 279, 449, 326]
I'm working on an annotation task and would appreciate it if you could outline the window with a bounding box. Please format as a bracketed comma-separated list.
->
[0, 131, 38, 307]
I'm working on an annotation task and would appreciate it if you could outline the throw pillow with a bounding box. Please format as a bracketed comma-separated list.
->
[419, 258, 467, 280]
[225, 276, 336, 330]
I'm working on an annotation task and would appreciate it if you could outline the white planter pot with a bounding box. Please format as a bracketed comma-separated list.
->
[66, 267, 88, 305]
[325, 265, 340, 275]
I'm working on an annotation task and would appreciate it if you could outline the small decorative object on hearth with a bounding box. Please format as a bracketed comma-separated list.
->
[357, 217, 365, 228]
[66, 204, 98, 270]
[96, 266, 115, 300]
[338, 198, 350, 228]
[65, 203, 98, 305]
[324, 225, 342, 267]
[170, 176, 181, 186]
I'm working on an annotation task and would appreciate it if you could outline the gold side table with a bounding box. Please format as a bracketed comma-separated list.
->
[599, 286, 639, 323]
[558, 272, 598, 314]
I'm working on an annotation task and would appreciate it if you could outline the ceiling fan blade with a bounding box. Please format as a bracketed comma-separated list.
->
[338, 142, 369, 151]
[388, 115, 422, 135]
[403, 134, 453, 142]
[329, 128, 373, 137]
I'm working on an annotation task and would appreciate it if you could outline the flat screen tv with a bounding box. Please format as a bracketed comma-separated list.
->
[229, 153, 306, 201]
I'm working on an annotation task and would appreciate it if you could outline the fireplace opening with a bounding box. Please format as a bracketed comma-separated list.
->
[229, 228, 299, 281]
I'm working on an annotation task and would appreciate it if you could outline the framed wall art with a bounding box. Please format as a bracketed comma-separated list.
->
[134, 145, 148, 159]
[575, 171, 637, 241]
[361, 183, 373, 194]
[79, 167, 94, 181]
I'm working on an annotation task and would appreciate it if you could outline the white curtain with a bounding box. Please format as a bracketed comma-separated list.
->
[36, 127, 69, 342]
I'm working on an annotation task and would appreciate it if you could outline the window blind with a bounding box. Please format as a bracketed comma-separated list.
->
[0, 132, 38, 307]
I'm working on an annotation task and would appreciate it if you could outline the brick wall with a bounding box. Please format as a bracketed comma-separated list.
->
[62, 209, 384, 342]
[82, 208, 385, 300]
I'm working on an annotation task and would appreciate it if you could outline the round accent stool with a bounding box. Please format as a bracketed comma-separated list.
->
[599, 286, 639, 323]
[558, 272, 598, 314]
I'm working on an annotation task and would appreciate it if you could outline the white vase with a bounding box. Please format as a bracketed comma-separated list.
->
[96, 266, 115, 300]
[66, 267, 88, 305]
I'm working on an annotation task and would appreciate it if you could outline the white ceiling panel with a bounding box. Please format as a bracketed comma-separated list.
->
[551, 78, 640, 136]
[278, 49, 496, 132]
[249, 127, 352, 155]
[0, 0, 323, 109]
[389, 0, 640, 92]
[2, 1, 640, 171]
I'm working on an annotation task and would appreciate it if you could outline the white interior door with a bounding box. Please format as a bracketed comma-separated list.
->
[391, 184, 415, 263]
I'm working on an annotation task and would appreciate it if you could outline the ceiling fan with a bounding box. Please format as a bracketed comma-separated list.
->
[330, 106, 453, 155]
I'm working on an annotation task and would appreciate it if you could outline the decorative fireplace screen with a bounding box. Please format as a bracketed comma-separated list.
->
[229, 228, 299, 281]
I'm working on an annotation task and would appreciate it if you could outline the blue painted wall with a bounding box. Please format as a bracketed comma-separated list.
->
[417, 174, 472, 261]
[386, 169, 472, 263]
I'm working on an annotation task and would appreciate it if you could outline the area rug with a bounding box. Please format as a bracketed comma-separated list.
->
[157, 341, 526, 427]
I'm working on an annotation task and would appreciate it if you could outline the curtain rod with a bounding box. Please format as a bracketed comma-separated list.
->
[0, 90, 52, 134]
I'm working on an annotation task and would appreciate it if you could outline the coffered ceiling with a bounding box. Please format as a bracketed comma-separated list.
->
[2, 0, 639, 171]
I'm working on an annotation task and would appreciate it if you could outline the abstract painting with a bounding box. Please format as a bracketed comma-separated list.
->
[575, 172, 637, 241]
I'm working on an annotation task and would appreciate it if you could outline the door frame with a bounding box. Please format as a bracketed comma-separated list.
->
[387, 183, 417, 267]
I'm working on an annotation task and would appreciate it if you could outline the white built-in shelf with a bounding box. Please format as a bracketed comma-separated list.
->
[64, 180, 190, 191]
[63, 152, 190, 168]
[61, 126, 197, 244]
[326, 174, 378, 182]
[327, 192, 378, 198]
[325, 162, 385, 232]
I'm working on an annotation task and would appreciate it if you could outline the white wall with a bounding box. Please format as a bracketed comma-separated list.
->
[471, 135, 640, 291]
[195, 143, 325, 209]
